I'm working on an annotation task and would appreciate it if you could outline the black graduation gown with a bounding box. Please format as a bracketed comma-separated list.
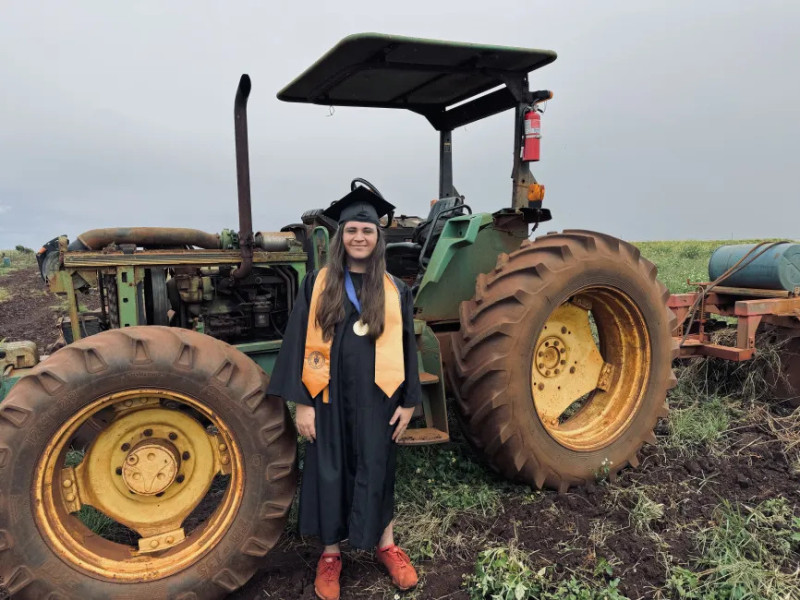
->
[267, 270, 422, 549]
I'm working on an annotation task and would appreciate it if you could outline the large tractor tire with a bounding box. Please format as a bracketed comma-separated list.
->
[453, 230, 677, 492]
[0, 327, 296, 599]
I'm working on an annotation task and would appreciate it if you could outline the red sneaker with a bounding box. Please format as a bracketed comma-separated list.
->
[314, 553, 341, 600]
[376, 544, 418, 590]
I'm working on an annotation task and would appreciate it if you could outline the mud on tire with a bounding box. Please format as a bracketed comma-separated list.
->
[0, 326, 297, 599]
[452, 230, 678, 492]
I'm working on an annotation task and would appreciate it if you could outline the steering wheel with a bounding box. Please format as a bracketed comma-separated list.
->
[350, 178, 393, 228]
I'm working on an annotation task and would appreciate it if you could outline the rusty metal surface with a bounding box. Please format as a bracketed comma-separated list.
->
[734, 296, 800, 317]
[397, 426, 449, 445]
[713, 285, 791, 298]
[63, 249, 305, 267]
[76, 227, 221, 250]
[670, 288, 800, 363]
[232, 74, 254, 280]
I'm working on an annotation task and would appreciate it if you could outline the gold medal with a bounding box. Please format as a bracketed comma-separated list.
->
[353, 320, 369, 336]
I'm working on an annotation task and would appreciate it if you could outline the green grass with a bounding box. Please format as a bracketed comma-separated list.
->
[0, 248, 37, 302]
[666, 498, 800, 599]
[464, 542, 630, 600]
[634, 239, 792, 294]
[0, 248, 37, 278]
[393, 444, 518, 561]
[666, 396, 731, 454]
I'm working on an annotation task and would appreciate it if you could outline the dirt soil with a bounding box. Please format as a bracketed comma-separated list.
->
[231, 439, 800, 600]
[0, 267, 64, 351]
[0, 267, 100, 353]
[2, 263, 799, 599]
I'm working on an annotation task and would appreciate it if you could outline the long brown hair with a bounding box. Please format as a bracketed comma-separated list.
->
[316, 227, 387, 341]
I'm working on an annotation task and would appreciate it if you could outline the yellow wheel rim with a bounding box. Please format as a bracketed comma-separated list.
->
[34, 389, 244, 581]
[531, 286, 651, 451]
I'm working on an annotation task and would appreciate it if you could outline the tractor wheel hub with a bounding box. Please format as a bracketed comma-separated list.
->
[122, 440, 180, 495]
[535, 336, 568, 377]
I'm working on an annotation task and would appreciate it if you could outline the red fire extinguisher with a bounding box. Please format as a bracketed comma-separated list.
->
[522, 108, 541, 162]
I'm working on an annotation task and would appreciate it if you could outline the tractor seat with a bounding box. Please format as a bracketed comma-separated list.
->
[412, 196, 467, 250]
[385, 196, 469, 279]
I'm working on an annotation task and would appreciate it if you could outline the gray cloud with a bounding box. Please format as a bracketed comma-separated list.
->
[1, 0, 798, 250]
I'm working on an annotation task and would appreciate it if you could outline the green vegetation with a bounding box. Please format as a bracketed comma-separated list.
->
[394, 444, 515, 561]
[666, 498, 800, 599]
[666, 395, 731, 453]
[464, 543, 629, 599]
[634, 239, 790, 294]
[0, 248, 38, 301]
[0, 247, 37, 278]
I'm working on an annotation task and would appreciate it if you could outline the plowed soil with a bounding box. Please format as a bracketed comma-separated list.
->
[2, 263, 799, 599]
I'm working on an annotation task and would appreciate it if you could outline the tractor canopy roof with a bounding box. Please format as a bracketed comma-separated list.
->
[277, 33, 556, 131]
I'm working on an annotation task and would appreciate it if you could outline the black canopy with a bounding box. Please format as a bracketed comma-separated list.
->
[277, 33, 556, 131]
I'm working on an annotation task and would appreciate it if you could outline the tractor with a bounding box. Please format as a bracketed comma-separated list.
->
[0, 34, 677, 599]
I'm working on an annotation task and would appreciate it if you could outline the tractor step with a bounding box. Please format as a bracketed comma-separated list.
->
[397, 426, 449, 446]
[419, 371, 439, 385]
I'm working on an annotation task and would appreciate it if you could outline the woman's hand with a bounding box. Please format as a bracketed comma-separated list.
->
[295, 404, 316, 442]
[390, 405, 416, 442]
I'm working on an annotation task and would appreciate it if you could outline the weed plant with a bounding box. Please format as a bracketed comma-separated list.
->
[464, 541, 630, 599]
[393, 444, 516, 561]
[666, 498, 800, 599]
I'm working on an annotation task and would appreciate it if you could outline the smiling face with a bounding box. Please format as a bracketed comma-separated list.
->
[342, 220, 378, 264]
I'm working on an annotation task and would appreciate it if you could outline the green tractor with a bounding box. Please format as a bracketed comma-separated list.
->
[0, 34, 675, 599]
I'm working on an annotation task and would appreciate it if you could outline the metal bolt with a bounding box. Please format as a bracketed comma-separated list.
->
[544, 341, 550, 347]
[545, 370, 551, 376]
[115, 467, 123, 476]
[537, 383, 545, 391]
[150, 540, 159, 549]
[65, 493, 75, 502]
[538, 363, 544, 369]
[538, 351, 543, 358]
[123, 399, 133, 407]
[62, 479, 73, 488]
[560, 360, 566, 365]
[168, 432, 178, 441]
[165, 536, 174, 544]
[121, 443, 131, 452]
[221, 456, 230, 465]
[143, 428, 153, 437]
[570, 367, 576, 374]
[553, 340, 559, 347]
[560, 347, 566, 354]
[555, 369, 560, 375]
[176, 474, 185, 483]
[182, 451, 190, 461]
[219, 443, 227, 452]
[561, 326, 567, 334]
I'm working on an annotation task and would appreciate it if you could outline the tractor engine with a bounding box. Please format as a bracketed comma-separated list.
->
[166, 265, 293, 343]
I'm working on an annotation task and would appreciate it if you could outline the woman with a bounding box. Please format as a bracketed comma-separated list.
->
[268, 186, 422, 600]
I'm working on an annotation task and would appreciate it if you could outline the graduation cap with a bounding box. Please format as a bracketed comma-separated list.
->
[323, 186, 395, 227]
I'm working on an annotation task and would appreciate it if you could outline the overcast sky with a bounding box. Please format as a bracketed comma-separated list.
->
[1, 0, 797, 250]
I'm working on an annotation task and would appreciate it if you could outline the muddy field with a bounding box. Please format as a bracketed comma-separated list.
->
[2, 252, 800, 600]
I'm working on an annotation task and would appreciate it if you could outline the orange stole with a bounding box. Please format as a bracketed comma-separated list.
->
[301, 267, 405, 403]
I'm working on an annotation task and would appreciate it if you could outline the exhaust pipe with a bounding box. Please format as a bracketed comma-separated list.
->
[69, 227, 221, 251]
[231, 74, 254, 280]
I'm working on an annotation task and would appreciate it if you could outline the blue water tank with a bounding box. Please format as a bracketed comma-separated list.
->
[708, 243, 800, 291]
